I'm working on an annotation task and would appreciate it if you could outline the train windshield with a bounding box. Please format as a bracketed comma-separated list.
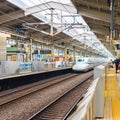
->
[77, 59, 84, 62]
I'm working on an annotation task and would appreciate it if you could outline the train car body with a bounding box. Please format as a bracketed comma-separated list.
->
[72, 57, 106, 72]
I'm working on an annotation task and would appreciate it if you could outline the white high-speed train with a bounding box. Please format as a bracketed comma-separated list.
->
[72, 57, 107, 72]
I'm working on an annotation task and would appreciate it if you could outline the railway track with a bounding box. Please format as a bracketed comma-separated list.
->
[0, 73, 78, 105]
[28, 76, 93, 120]
[0, 71, 94, 120]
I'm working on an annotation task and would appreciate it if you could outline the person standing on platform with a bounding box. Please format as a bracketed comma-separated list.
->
[114, 57, 120, 73]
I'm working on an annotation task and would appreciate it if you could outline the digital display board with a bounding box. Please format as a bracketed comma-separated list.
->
[40, 50, 51, 54]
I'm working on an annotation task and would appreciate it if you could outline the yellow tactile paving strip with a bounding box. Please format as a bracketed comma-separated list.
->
[96, 68, 120, 120]
[112, 98, 120, 120]
[106, 69, 120, 120]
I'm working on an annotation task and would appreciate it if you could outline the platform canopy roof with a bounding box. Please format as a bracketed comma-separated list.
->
[6, 0, 115, 58]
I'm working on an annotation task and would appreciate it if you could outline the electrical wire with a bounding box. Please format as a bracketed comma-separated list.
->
[27, 0, 98, 51]
[1, 0, 103, 53]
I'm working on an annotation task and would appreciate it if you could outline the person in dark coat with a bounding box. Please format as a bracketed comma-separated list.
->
[114, 57, 120, 73]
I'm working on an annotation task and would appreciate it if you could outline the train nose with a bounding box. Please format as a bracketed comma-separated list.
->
[72, 65, 77, 69]
[72, 63, 89, 71]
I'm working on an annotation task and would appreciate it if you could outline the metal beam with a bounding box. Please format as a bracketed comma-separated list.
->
[89, 25, 109, 35]
[54, 38, 72, 44]
[78, 7, 110, 22]
[83, 17, 110, 27]
[78, 7, 120, 25]
[84, 17, 120, 36]
[71, 0, 109, 10]
[54, 37, 84, 49]
[92, 29, 109, 35]
[0, 10, 24, 24]
[95, 33, 106, 40]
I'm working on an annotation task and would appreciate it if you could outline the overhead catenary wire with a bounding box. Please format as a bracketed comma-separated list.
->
[29, 0, 72, 34]
[24, 0, 103, 54]
[24, 0, 68, 41]
[0, 0, 111, 57]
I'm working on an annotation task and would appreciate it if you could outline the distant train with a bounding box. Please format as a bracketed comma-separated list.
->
[72, 57, 107, 72]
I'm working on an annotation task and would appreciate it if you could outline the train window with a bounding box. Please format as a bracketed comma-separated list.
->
[78, 59, 84, 62]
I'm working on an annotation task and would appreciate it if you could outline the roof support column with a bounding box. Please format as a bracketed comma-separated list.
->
[51, 43, 54, 60]
[30, 39, 33, 61]
[0, 33, 10, 61]
[64, 43, 68, 62]
[49, 8, 54, 36]
[110, 0, 115, 40]
[84, 36, 87, 57]
[73, 46, 76, 63]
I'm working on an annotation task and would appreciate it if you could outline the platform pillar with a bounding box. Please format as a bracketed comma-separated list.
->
[51, 44, 54, 60]
[0, 33, 10, 61]
[73, 46, 76, 63]
[94, 65, 105, 118]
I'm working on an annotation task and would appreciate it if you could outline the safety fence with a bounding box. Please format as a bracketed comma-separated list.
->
[67, 64, 107, 120]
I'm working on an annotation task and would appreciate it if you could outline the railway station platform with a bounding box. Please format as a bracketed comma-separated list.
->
[0, 61, 73, 79]
[96, 68, 120, 120]
[1, 63, 120, 120]
[67, 65, 120, 120]
[0, 64, 72, 92]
